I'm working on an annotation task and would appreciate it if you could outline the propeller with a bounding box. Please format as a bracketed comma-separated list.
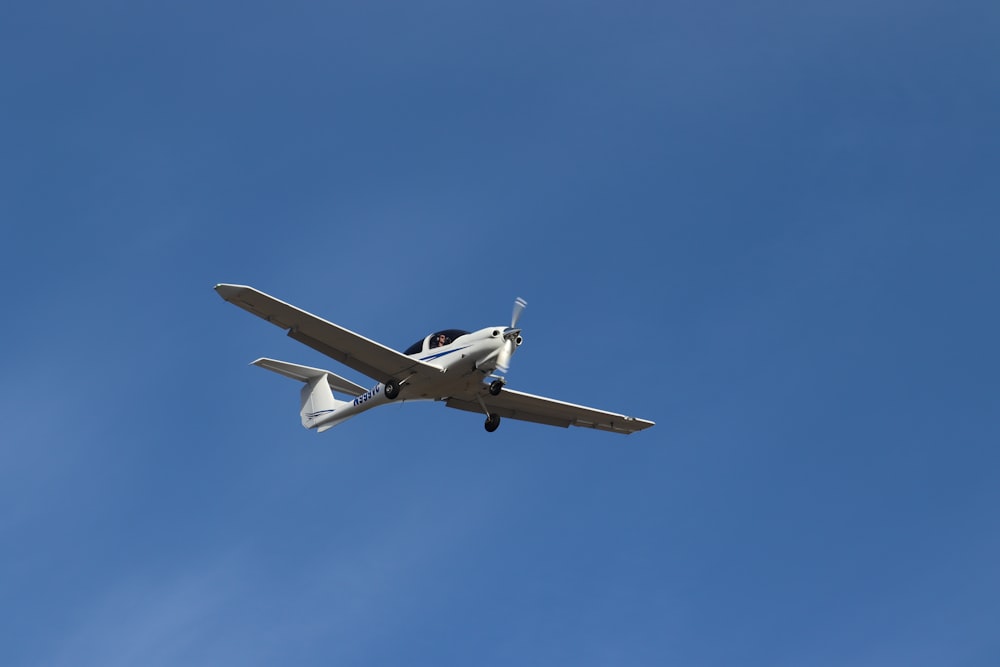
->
[496, 297, 527, 374]
[511, 297, 527, 329]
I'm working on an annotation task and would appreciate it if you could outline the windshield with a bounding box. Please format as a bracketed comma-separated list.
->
[403, 329, 469, 355]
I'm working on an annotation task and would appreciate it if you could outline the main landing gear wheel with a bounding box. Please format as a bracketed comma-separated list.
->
[484, 414, 501, 432]
[489, 379, 504, 396]
[384, 380, 400, 400]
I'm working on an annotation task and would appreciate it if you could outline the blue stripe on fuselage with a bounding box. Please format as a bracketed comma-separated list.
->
[420, 345, 471, 362]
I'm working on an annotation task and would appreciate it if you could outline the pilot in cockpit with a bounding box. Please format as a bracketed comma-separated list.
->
[432, 333, 451, 348]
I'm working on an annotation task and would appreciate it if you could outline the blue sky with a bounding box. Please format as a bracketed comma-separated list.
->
[2, 1, 998, 665]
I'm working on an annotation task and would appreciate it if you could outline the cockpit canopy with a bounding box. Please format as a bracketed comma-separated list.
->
[403, 329, 470, 356]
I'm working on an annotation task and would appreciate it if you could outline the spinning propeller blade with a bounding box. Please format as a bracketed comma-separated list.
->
[497, 297, 527, 374]
[496, 338, 515, 374]
[511, 297, 527, 329]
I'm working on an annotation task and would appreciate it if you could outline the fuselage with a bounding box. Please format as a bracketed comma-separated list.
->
[309, 326, 513, 429]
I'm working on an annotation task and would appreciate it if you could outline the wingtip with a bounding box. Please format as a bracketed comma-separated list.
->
[214, 283, 248, 300]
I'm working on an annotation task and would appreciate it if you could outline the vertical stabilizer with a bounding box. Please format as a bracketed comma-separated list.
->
[300, 374, 341, 429]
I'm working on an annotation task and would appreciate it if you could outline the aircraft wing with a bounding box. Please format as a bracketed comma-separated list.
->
[215, 284, 443, 383]
[445, 387, 655, 435]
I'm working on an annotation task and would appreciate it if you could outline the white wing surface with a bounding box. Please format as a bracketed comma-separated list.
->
[215, 284, 442, 383]
[445, 387, 655, 435]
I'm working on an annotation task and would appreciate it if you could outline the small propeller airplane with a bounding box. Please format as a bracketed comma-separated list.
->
[215, 284, 654, 435]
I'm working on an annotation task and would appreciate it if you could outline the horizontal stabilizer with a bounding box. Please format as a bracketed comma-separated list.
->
[251, 358, 368, 397]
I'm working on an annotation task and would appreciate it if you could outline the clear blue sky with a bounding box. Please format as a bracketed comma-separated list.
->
[2, 1, 998, 665]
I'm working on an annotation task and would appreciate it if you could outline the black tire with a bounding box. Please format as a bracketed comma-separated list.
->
[484, 414, 501, 432]
[489, 379, 504, 396]
[384, 380, 400, 400]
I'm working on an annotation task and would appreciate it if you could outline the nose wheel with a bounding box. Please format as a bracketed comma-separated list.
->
[476, 391, 502, 432]
[489, 379, 504, 396]
[484, 414, 501, 432]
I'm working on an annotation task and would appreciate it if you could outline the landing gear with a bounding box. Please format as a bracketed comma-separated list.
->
[489, 379, 504, 396]
[476, 392, 501, 432]
[384, 380, 400, 399]
[484, 414, 501, 432]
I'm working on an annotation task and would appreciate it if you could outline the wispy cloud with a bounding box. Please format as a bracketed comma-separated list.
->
[44, 553, 255, 667]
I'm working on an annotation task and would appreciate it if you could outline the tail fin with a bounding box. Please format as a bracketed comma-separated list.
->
[252, 358, 359, 431]
[299, 374, 344, 429]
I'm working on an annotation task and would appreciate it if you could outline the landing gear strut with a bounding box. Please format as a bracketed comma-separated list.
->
[484, 414, 501, 432]
[475, 392, 501, 433]
[489, 379, 504, 396]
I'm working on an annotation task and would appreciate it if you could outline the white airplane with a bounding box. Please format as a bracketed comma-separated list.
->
[215, 284, 655, 435]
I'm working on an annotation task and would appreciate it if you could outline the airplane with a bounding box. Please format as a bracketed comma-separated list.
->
[215, 284, 655, 435]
